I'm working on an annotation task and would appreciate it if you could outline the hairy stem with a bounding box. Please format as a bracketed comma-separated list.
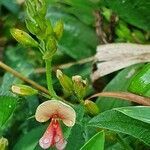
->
[45, 59, 60, 100]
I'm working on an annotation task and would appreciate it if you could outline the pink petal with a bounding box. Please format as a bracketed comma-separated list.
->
[39, 121, 54, 149]
[54, 120, 67, 150]
[55, 139, 67, 150]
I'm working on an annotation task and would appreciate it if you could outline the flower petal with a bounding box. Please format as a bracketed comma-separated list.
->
[55, 139, 67, 150]
[35, 100, 76, 126]
[39, 122, 54, 149]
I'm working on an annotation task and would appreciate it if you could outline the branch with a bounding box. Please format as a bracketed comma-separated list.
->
[35, 56, 94, 74]
[88, 91, 150, 106]
[0, 61, 49, 95]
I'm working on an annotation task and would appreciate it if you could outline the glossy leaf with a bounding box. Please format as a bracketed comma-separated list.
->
[128, 63, 150, 97]
[88, 106, 150, 146]
[116, 106, 150, 124]
[103, 0, 150, 31]
[80, 131, 105, 150]
[0, 96, 17, 128]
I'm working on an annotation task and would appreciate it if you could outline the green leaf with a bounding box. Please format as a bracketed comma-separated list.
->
[1, 0, 20, 14]
[128, 63, 150, 97]
[49, 0, 98, 25]
[47, 7, 98, 60]
[96, 64, 144, 111]
[80, 131, 105, 150]
[103, 0, 150, 31]
[13, 125, 46, 150]
[65, 105, 85, 149]
[0, 96, 17, 128]
[88, 106, 150, 146]
[116, 106, 150, 124]
[66, 124, 85, 150]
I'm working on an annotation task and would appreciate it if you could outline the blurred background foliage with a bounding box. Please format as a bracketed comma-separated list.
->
[0, 0, 150, 150]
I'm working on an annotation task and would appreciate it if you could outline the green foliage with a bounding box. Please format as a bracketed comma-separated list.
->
[128, 63, 150, 97]
[80, 131, 105, 150]
[89, 106, 150, 146]
[0, 0, 20, 14]
[0, 96, 17, 129]
[96, 64, 144, 112]
[103, 0, 150, 31]
[13, 125, 46, 150]
[47, 7, 98, 60]
[0, 0, 150, 149]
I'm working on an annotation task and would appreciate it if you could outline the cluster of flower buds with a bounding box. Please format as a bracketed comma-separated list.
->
[56, 70, 88, 100]
[56, 70, 99, 115]
[10, 0, 64, 60]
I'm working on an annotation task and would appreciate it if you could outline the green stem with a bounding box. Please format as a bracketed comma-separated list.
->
[45, 59, 60, 99]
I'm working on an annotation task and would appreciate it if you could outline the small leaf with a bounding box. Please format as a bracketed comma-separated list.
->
[0, 96, 17, 128]
[80, 131, 105, 150]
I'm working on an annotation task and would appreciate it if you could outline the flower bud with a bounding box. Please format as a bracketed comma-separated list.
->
[0, 137, 8, 150]
[54, 20, 64, 40]
[72, 75, 88, 100]
[56, 70, 73, 94]
[84, 100, 99, 116]
[11, 84, 38, 96]
[10, 28, 38, 47]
